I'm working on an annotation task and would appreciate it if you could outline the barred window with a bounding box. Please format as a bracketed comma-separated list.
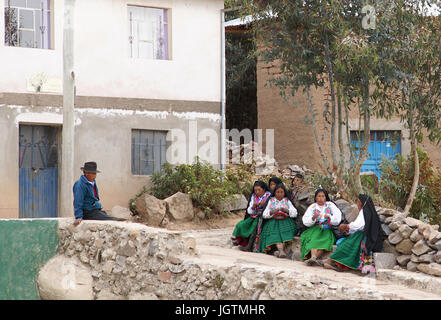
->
[4, 0, 52, 49]
[131, 129, 167, 175]
[128, 5, 169, 60]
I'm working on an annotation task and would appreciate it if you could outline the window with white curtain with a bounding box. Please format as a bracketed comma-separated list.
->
[4, 0, 52, 49]
[128, 5, 169, 60]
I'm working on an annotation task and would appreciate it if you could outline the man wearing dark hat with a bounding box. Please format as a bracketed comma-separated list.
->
[73, 161, 116, 226]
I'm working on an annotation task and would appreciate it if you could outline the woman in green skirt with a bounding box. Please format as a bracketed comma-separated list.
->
[300, 189, 342, 266]
[323, 194, 385, 274]
[232, 180, 271, 250]
[259, 183, 298, 258]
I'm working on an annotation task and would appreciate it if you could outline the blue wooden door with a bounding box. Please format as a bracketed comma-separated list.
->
[350, 131, 402, 179]
[19, 125, 59, 218]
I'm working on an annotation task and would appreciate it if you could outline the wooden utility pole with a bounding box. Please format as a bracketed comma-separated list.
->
[60, 0, 75, 217]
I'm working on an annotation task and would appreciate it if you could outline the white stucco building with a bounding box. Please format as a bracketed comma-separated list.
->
[0, 0, 224, 219]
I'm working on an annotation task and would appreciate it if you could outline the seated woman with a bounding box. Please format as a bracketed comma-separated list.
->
[259, 183, 298, 258]
[268, 177, 283, 192]
[300, 188, 342, 266]
[232, 180, 271, 251]
[323, 194, 384, 274]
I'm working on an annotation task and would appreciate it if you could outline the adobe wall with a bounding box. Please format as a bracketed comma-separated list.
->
[257, 61, 441, 172]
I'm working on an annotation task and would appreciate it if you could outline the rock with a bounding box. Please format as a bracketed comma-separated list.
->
[398, 224, 413, 239]
[428, 239, 441, 251]
[388, 231, 403, 245]
[435, 252, 441, 263]
[407, 261, 419, 272]
[109, 206, 132, 220]
[418, 223, 431, 235]
[343, 205, 360, 223]
[373, 253, 396, 269]
[433, 225, 440, 231]
[404, 217, 423, 228]
[164, 192, 195, 222]
[389, 221, 402, 231]
[412, 240, 432, 256]
[117, 240, 137, 257]
[395, 239, 414, 255]
[384, 217, 393, 224]
[410, 229, 423, 242]
[382, 240, 399, 256]
[379, 215, 386, 223]
[169, 255, 183, 265]
[391, 212, 406, 223]
[382, 209, 399, 217]
[417, 263, 441, 277]
[381, 224, 393, 236]
[37, 255, 93, 300]
[429, 231, 441, 244]
[418, 253, 436, 263]
[396, 255, 411, 266]
[158, 271, 172, 282]
[423, 228, 433, 241]
[410, 254, 420, 263]
[287, 164, 304, 174]
[216, 194, 248, 212]
[134, 193, 167, 227]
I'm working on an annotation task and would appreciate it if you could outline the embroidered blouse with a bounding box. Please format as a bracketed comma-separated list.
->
[348, 209, 365, 234]
[262, 197, 298, 219]
[246, 191, 272, 216]
[302, 201, 342, 227]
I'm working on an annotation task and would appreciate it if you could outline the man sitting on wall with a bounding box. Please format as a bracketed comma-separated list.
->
[73, 161, 116, 226]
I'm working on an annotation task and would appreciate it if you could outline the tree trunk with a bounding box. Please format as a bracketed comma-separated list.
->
[350, 80, 371, 197]
[336, 84, 345, 185]
[306, 86, 332, 175]
[404, 100, 419, 216]
[324, 33, 338, 170]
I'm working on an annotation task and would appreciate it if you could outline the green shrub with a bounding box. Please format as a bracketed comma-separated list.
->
[379, 148, 441, 226]
[149, 157, 256, 216]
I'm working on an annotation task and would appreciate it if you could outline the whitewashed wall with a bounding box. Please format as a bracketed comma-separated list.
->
[0, 0, 223, 102]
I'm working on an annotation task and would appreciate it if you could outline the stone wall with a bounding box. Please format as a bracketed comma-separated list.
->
[35, 219, 402, 300]
[378, 208, 441, 276]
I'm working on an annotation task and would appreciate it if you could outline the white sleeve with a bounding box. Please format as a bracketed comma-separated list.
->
[348, 210, 365, 234]
[288, 201, 298, 218]
[262, 200, 272, 219]
[302, 204, 315, 227]
[247, 196, 255, 215]
[329, 202, 342, 226]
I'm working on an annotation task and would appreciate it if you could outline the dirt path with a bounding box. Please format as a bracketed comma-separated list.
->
[178, 227, 441, 300]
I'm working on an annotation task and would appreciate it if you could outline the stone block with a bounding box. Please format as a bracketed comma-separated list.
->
[412, 240, 432, 256]
[407, 261, 419, 272]
[417, 263, 441, 277]
[165, 192, 195, 221]
[395, 239, 414, 255]
[396, 255, 411, 266]
[389, 221, 402, 231]
[374, 252, 396, 270]
[398, 224, 413, 239]
[410, 229, 423, 242]
[404, 217, 423, 228]
[388, 231, 403, 245]
[216, 194, 248, 212]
